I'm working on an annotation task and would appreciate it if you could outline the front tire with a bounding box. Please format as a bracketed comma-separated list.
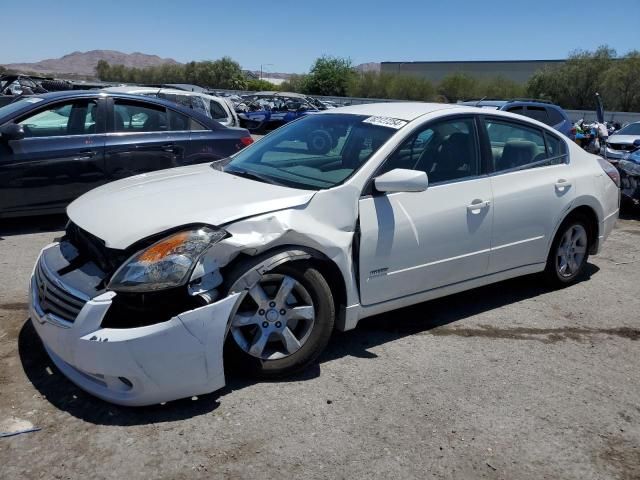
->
[224, 262, 335, 378]
[544, 216, 590, 287]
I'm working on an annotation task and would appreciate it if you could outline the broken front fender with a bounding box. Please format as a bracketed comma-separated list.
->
[30, 264, 241, 406]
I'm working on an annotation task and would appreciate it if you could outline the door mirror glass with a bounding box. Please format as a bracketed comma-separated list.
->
[374, 168, 428, 193]
[0, 123, 25, 141]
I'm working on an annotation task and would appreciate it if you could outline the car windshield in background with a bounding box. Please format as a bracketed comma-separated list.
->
[617, 123, 640, 136]
[0, 97, 44, 118]
[222, 114, 398, 190]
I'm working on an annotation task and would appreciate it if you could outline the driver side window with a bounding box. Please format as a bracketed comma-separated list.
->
[381, 117, 479, 184]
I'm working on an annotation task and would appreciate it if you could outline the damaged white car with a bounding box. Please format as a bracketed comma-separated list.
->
[29, 103, 620, 406]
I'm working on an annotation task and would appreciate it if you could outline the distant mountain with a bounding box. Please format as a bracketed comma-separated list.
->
[355, 62, 381, 73]
[2, 50, 180, 77]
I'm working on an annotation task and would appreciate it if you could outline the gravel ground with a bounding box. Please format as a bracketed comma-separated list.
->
[1, 212, 639, 480]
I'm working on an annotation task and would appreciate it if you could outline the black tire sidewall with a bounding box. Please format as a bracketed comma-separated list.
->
[545, 216, 590, 286]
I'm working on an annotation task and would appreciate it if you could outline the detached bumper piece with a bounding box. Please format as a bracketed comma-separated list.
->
[29, 243, 240, 406]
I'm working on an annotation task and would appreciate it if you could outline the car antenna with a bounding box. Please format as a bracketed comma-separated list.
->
[475, 97, 487, 107]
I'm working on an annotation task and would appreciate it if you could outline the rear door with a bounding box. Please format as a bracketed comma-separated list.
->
[481, 116, 575, 273]
[104, 98, 186, 180]
[0, 97, 106, 215]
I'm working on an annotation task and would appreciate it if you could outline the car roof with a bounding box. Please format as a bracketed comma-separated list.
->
[0, 90, 221, 128]
[102, 86, 229, 102]
[322, 102, 460, 121]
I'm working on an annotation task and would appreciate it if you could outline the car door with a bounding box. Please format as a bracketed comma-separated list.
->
[0, 97, 106, 215]
[481, 116, 575, 274]
[358, 116, 493, 306]
[104, 98, 185, 180]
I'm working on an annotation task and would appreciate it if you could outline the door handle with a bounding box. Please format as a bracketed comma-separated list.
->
[467, 199, 491, 213]
[161, 143, 176, 152]
[555, 179, 572, 190]
[73, 150, 97, 161]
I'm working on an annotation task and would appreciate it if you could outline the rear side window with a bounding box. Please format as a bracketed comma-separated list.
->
[168, 110, 189, 131]
[524, 106, 550, 124]
[544, 132, 569, 164]
[547, 108, 565, 126]
[506, 106, 525, 116]
[189, 118, 208, 131]
[113, 100, 167, 132]
[484, 119, 548, 172]
[209, 100, 229, 120]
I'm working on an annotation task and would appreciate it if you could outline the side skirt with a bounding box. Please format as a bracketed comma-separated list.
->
[342, 263, 546, 331]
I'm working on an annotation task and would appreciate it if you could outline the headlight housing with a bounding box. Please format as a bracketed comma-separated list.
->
[107, 226, 228, 293]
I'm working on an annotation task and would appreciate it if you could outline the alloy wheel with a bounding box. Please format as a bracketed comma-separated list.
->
[555, 224, 588, 278]
[230, 274, 316, 360]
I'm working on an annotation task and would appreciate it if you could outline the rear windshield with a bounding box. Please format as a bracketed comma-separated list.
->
[224, 113, 400, 189]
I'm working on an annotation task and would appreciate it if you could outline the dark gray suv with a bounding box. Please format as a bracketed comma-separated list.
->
[460, 99, 575, 140]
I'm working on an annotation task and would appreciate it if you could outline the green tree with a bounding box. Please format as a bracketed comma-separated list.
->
[476, 76, 524, 99]
[437, 73, 479, 102]
[279, 74, 309, 93]
[603, 51, 640, 112]
[247, 78, 278, 91]
[304, 56, 355, 96]
[527, 45, 616, 109]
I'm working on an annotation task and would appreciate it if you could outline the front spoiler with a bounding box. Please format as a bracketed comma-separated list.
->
[29, 249, 240, 406]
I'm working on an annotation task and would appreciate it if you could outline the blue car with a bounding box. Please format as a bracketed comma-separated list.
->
[460, 99, 575, 140]
[237, 92, 320, 132]
[0, 91, 253, 217]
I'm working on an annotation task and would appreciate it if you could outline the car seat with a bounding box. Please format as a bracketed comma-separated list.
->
[498, 140, 538, 170]
[417, 132, 473, 183]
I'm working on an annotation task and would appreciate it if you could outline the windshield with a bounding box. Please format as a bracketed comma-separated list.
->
[0, 97, 45, 119]
[617, 123, 640, 136]
[222, 113, 399, 189]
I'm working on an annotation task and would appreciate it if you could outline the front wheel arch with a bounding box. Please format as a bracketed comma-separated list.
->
[220, 246, 347, 330]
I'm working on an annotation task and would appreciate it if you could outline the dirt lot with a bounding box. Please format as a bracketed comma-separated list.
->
[1, 213, 639, 480]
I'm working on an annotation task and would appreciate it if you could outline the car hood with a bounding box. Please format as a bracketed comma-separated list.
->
[67, 164, 316, 249]
[608, 135, 640, 144]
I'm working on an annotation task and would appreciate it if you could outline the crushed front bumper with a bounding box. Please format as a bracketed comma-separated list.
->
[29, 243, 240, 406]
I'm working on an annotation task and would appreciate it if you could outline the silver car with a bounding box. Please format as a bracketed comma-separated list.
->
[604, 122, 640, 161]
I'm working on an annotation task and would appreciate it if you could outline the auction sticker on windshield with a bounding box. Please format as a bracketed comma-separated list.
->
[362, 116, 408, 130]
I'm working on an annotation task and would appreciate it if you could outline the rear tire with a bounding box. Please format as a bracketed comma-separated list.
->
[543, 215, 590, 287]
[224, 261, 334, 378]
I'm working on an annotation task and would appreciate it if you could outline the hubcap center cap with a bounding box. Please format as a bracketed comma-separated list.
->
[265, 309, 279, 322]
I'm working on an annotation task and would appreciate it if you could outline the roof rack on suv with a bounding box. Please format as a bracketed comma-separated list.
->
[506, 98, 554, 105]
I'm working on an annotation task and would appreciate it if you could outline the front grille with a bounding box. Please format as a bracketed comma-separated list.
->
[35, 258, 88, 323]
[609, 143, 636, 152]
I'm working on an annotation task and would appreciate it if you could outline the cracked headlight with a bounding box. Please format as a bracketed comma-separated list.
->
[108, 227, 228, 293]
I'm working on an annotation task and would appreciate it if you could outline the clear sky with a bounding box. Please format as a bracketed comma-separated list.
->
[2, 0, 639, 73]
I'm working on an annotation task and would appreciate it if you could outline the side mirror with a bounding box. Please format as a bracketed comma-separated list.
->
[0, 123, 25, 141]
[374, 168, 428, 193]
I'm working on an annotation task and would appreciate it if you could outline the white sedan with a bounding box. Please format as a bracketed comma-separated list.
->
[29, 103, 620, 405]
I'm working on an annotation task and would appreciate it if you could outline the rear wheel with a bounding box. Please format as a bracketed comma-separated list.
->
[544, 217, 590, 287]
[225, 262, 334, 377]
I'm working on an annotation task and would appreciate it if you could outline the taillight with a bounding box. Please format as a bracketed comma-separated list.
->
[597, 157, 620, 188]
[240, 136, 254, 146]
